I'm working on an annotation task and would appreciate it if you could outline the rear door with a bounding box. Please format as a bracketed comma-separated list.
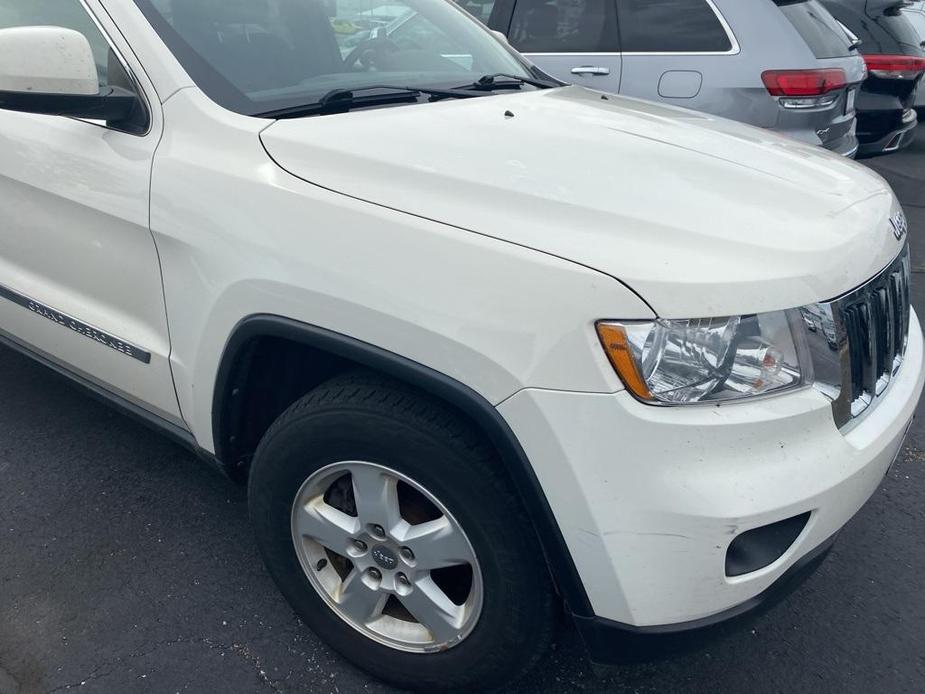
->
[616, 0, 737, 106]
[490, 0, 623, 93]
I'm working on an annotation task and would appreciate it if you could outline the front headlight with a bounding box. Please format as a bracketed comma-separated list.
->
[596, 311, 811, 405]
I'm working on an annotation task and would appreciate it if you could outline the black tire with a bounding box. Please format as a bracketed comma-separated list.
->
[247, 372, 557, 692]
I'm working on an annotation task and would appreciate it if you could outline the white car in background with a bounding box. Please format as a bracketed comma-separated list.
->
[0, 0, 922, 691]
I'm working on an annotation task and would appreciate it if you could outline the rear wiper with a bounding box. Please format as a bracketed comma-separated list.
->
[255, 85, 481, 119]
[454, 73, 560, 92]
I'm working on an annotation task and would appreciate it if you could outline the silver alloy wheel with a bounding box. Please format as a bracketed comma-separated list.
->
[290, 461, 484, 653]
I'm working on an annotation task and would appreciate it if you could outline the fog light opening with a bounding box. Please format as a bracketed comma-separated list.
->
[726, 512, 811, 578]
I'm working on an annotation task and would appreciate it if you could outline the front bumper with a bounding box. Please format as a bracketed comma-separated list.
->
[498, 311, 924, 645]
[575, 528, 840, 663]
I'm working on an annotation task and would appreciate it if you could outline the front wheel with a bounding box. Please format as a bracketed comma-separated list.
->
[247, 373, 557, 691]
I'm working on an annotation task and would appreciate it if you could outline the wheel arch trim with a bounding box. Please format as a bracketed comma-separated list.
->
[212, 313, 595, 618]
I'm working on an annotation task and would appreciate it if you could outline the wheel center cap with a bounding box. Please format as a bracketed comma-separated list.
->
[371, 544, 398, 570]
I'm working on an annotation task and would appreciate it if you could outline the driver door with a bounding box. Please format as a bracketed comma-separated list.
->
[0, 0, 182, 424]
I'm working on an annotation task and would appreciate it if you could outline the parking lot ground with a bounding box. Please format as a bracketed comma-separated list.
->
[1, 133, 925, 694]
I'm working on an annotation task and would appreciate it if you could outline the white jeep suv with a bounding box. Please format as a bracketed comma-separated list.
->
[0, 0, 921, 691]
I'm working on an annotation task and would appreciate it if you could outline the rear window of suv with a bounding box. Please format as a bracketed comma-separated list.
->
[775, 0, 853, 58]
[878, 8, 925, 53]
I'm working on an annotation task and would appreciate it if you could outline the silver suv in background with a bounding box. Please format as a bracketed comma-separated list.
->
[484, 0, 867, 156]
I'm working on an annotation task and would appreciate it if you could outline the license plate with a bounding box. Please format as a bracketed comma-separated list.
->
[846, 89, 857, 116]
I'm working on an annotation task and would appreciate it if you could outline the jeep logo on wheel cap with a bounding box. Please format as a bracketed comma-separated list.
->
[371, 545, 398, 570]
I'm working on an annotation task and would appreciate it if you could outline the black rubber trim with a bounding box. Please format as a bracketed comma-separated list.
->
[0, 329, 225, 474]
[0, 86, 146, 133]
[212, 314, 596, 618]
[575, 531, 839, 665]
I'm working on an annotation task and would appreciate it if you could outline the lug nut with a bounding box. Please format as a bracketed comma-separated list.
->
[396, 573, 410, 586]
[400, 547, 414, 562]
[368, 568, 382, 580]
[371, 524, 386, 538]
[352, 539, 368, 552]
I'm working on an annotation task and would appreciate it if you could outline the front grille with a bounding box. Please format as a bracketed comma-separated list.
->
[804, 246, 912, 429]
[842, 254, 911, 410]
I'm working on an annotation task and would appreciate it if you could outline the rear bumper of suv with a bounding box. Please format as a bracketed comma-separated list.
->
[824, 128, 860, 158]
[858, 107, 918, 156]
[776, 103, 859, 158]
[498, 311, 924, 662]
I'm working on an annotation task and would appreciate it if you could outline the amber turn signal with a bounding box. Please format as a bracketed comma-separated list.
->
[596, 322, 653, 401]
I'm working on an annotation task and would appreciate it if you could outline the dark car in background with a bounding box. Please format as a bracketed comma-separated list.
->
[823, 0, 925, 155]
[902, 0, 925, 116]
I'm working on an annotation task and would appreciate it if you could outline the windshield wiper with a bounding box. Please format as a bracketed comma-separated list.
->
[255, 85, 481, 119]
[454, 73, 560, 92]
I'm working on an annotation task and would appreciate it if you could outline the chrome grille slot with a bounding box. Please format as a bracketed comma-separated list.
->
[842, 304, 866, 402]
[804, 245, 912, 430]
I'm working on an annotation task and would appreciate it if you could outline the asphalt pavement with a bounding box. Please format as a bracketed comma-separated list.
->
[2, 134, 925, 694]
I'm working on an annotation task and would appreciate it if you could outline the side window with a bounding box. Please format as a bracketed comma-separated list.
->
[617, 0, 733, 53]
[508, 0, 620, 53]
[0, 0, 113, 86]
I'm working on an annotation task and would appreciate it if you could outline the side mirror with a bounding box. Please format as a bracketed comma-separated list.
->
[0, 26, 142, 130]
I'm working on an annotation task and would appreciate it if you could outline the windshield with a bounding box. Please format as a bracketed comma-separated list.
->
[133, 0, 535, 116]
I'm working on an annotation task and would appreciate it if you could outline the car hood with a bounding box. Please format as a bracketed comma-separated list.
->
[261, 86, 904, 318]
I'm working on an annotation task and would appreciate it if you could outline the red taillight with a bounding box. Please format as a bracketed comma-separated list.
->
[863, 54, 925, 80]
[761, 69, 848, 97]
